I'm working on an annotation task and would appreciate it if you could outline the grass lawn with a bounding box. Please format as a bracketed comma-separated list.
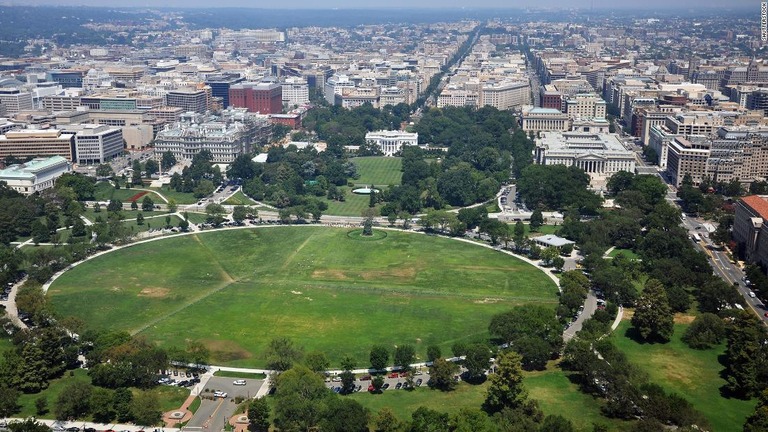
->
[348, 382, 487, 421]
[612, 321, 755, 432]
[607, 248, 640, 260]
[16, 369, 92, 418]
[223, 191, 259, 206]
[348, 367, 626, 430]
[93, 182, 168, 204]
[148, 186, 197, 205]
[322, 187, 380, 217]
[351, 157, 402, 187]
[184, 212, 209, 225]
[48, 227, 557, 367]
[149, 385, 191, 412]
[512, 224, 560, 238]
[213, 370, 267, 379]
[526, 367, 627, 431]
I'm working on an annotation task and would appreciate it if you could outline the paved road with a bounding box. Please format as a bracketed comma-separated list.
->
[0, 418, 179, 432]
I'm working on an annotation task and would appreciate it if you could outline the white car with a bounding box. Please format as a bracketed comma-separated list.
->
[213, 391, 228, 398]
[233, 379, 246, 386]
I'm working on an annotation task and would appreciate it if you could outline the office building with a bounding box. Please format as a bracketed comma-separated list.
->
[0, 156, 71, 195]
[48, 70, 85, 88]
[229, 83, 283, 114]
[480, 80, 531, 110]
[534, 131, 635, 178]
[153, 121, 250, 163]
[281, 77, 310, 108]
[166, 88, 209, 114]
[63, 124, 124, 165]
[0, 89, 33, 114]
[565, 93, 607, 120]
[522, 108, 570, 133]
[665, 136, 711, 187]
[733, 195, 768, 269]
[205, 74, 245, 109]
[0, 129, 76, 161]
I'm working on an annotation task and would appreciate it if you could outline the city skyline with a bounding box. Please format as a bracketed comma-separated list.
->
[0, 0, 758, 9]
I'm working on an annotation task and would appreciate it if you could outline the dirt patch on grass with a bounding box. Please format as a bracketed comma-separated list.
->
[674, 314, 697, 324]
[138, 287, 170, 298]
[201, 339, 252, 362]
[474, 298, 504, 304]
[458, 265, 508, 271]
[359, 267, 416, 281]
[312, 269, 349, 280]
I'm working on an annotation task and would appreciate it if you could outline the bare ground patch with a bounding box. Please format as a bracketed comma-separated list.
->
[312, 269, 350, 280]
[138, 287, 171, 298]
[474, 297, 504, 304]
[201, 339, 252, 362]
[674, 313, 697, 324]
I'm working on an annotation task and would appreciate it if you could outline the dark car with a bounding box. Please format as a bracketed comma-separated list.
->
[416, 378, 423, 387]
[395, 382, 402, 390]
[382, 383, 390, 390]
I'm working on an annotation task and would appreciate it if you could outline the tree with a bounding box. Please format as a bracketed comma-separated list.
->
[232, 205, 248, 224]
[193, 179, 215, 198]
[373, 407, 403, 432]
[96, 164, 113, 178]
[130, 200, 138, 210]
[55, 381, 92, 420]
[0, 384, 20, 417]
[144, 159, 158, 177]
[161, 151, 177, 171]
[71, 217, 86, 238]
[34, 396, 47, 415]
[141, 196, 154, 212]
[7, 418, 52, 432]
[393, 344, 416, 371]
[113, 387, 133, 423]
[529, 209, 544, 232]
[31, 220, 49, 244]
[682, 313, 726, 349]
[247, 397, 270, 432]
[107, 199, 122, 213]
[724, 311, 768, 398]
[489, 306, 562, 357]
[483, 350, 528, 414]
[410, 407, 450, 432]
[539, 415, 575, 432]
[428, 358, 459, 391]
[167, 198, 178, 213]
[304, 351, 331, 373]
[265, 337, 303, 371]
[370, 344, 390, 370]
[464, 343, 491, 380]
[450, 408, 496, 432]
[372, 375, 385, 393]
[427, 345, 442, 363]
[136, 212, 144, 226]
[228, 154, 259, 181]
[320, 398, 369, 432]
[273, 365, 329, 432]
[90, 387, 115, 423]
[744, 388, 768, 432]
[205, 203, 227, 227]
[631, 279, 674, 342]
[515, 336, 552, 371]
[131, 391, 161, 426]
[513, 221, 526, 251]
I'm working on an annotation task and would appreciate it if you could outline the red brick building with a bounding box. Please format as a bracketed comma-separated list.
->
[269, 113, 302, 129]
[229, 83, 283, 114]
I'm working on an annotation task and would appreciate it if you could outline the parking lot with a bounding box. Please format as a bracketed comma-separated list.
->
[185, 376, 264, 430]
[324, 370, 431, 393]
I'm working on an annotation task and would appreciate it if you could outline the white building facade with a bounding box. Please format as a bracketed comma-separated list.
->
[365, 130, 419, 156]
[0, 156, 71, 195]
[534, 131, 636, 177]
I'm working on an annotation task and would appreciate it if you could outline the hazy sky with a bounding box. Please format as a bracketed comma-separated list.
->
[0, 0, 759, 9]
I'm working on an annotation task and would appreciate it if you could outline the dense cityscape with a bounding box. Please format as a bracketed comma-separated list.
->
[0, 3, 766, 432]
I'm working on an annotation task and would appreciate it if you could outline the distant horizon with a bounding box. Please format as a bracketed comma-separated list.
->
[0, 0, 758, 10]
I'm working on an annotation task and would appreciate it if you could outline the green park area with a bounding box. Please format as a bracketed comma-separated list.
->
[351, 156, 403, 187]
[47, 227, 557, 368]
[612, 321, 755, 432]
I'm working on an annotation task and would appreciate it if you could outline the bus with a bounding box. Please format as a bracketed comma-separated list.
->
[691, 233, 702, 242]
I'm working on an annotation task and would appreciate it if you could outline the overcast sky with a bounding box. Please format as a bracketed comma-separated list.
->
[0, 0, 758, 9]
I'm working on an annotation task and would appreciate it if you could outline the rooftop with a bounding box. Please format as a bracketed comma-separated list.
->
[0, 156, 69, 179]
[741, 195, 768, 220]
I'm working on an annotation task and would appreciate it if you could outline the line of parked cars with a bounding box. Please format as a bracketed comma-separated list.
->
[157, 369, 200, 387]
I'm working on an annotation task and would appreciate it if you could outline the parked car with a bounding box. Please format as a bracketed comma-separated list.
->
[416, 378, 423, 387]
[382, 383, 390, 390]
[395, 382, 402, 390]
[213, 391, 228, 398]
[233, 379, 246, 386]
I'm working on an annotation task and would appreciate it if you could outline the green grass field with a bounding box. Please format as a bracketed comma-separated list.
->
[93, 182, 169, 203]
[16, 369, 92, 417]
[322, 187, 380, 217]
[223, 191, 259, 206]
[607, 248, 640, 260]
[347, 366, 625, 430]
[351, 157, 402, 187]
[48, 227, 557, 367]
[213, 370, 267, 379]
[148, 186, 198, 205]
[612, 321, 755, 432]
